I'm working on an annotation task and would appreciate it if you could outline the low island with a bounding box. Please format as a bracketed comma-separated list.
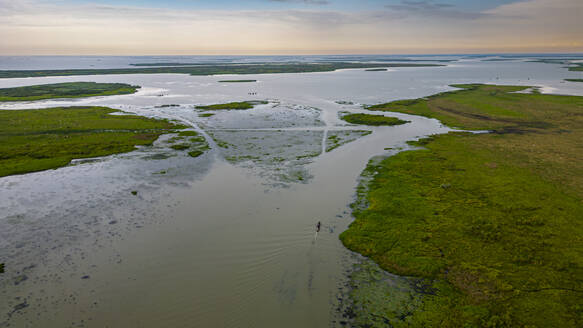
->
[341, 113, 409, 126]
[0, 82, 140, 102]
[0, 106, 184, 177]
[195, 100, 268, 110]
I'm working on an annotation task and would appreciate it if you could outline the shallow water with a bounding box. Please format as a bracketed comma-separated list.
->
[0, 58, 582, 327]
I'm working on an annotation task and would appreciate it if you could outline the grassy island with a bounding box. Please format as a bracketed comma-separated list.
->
[0, 82, 139, 102]
[195, 101, 267, 110]
[565, 78, 583, 83]
[341, 113, 409, 126]
[0, 63, 443, 79]
[341, 84, 583, 327]
[0, 106, 184, 177]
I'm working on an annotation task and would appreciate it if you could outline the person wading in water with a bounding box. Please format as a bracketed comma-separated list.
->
[313, 221, 322, 243]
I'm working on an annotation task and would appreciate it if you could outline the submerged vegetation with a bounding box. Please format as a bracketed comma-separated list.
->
[341, 113, 409, 126]
[0, 63, 443, 79]
[326, 130, 372, 152]
[341, 84, 583, 327]
[166, 130, 210, 158]
[195, 101, 267, 110]
[0, 106, 184, 177]
[0, 82, 139, 102]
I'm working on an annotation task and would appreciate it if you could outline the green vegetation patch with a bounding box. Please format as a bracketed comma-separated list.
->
[326, 130, 372, 152]
[0, 106, 183, 177]
[170, 144, 190, 151]
[188, 150, 205, 158]
[341, 84, 583, 327]
[188, 142, 211, 158]
[365, 68, 388, 72]
[165, 130, 210, 157]
[565, 78, 583, 82]
[342, 113, 409, 126]
[195, 101, 267, 111]
[218, 80, 257, 83]
[177, 131, 199, 137]
[367, 84, 549, 130]
[0, 82, 139, 102]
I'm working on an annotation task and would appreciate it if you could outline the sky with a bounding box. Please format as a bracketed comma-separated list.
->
[0, 0, 581, 55]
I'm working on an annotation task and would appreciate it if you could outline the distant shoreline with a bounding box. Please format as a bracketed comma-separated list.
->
[0, 62, 443, 79]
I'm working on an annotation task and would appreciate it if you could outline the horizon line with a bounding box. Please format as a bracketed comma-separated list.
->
[1, 52, 582, 57]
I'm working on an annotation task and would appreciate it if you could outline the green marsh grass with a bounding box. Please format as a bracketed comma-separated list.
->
[0, 106, 183, 177]
[342, 113, 409, 126]
[195, 101, 268, 110]
[341, 84, 583, 327]
[0, 82, 139, 102]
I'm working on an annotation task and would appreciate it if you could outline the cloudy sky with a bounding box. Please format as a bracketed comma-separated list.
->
[0, 0, 581, 55]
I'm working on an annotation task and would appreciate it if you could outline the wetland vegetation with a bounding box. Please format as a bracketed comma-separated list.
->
[165, 130, 210, 158]
[326, 130, 372, 152]
[565, 79, 583, 82]
[195, 101, 267, 110]
[0, 106, 184, 177]
[0, 63, 443, 79]
[0, 82, 139, 102]
[341, 84, 583, 327]
[341, 113, 409, 126]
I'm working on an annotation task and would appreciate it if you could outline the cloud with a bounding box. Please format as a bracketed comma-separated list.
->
[385, 0, 486, 19]
[0, 0, 581, 54]
[387, 0, 454, 11]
